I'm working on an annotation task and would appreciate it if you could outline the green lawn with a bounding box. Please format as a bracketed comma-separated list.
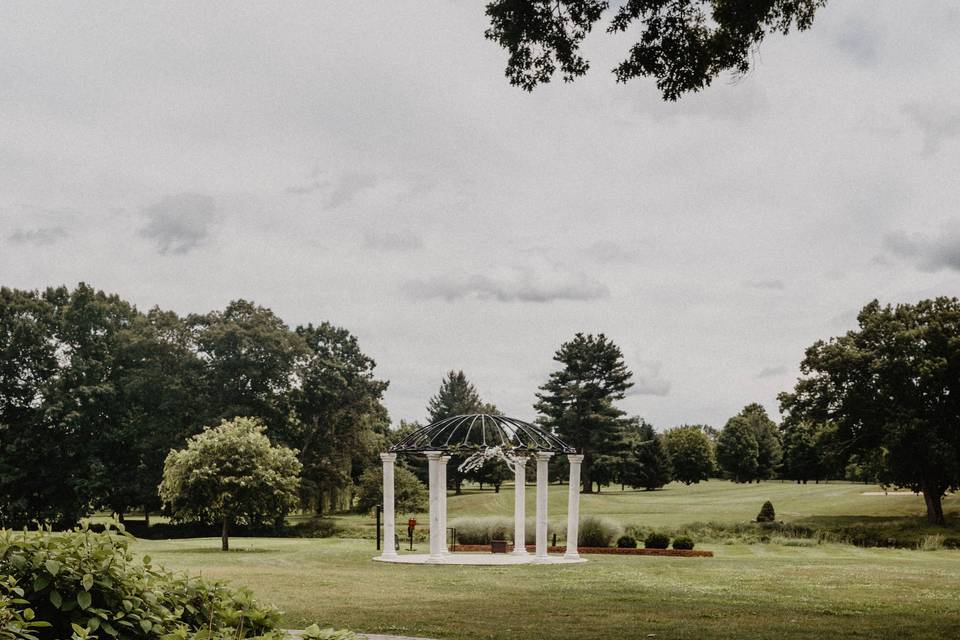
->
[135, 537, 960, 640]
[130, 481, 960, 640]
[313, 479, 959, 542]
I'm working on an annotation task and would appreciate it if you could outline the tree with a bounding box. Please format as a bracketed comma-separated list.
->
[780, 419, 821, 483]
[716, 416, 759, 483]
[187, 300, 307, 433]
[0, 287, 61, 527]
[425, 371, 492, 494]
[288, 322, 390, 514]
[355, 466, 428, 514]
[741, 404, 783, 480]
[779, 298, 960, 525]
[535, 333, 633, 493]
[620, 419, 672, 490]
[159, 417, 302, 550]
[485, 0, 826, 100]
[662, 426, 714, 484]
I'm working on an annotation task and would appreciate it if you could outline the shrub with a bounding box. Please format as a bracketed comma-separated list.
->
[0, 526, 358, 640]
[672, 536, 695, 550]
[644, 532, 670, 549]
[616, 535, 637, 549]
[355, 466, 428, 515]
[578, 516, 619, 548]
[450, 517, 512, 545]
[756, 500, 776, 523]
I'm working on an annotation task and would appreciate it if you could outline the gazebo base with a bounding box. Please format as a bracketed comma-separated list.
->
[373, 553, 586, 565]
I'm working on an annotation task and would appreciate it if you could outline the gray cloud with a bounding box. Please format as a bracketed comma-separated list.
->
[629, 360, 671, 397]
[902, 103, 960, 155]
[8, 225, 68, 245]
[832, 19, 880, 67]
[140, 193, 216, 255]
[288, 170, 379, 209]
[587, 240, 642, 264]
[757, 365, 788, 379]
[363, 229, 423, 252]
[745, 279, 786, 291]
[882, 225, 960, 272]
[404, 269, 608, 303]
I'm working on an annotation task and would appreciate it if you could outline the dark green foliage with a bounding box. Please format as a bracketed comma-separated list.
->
[716, 417, 759, 482]
[757, 501, 776, 523]
[577, 516, 618, 548]
[426, 371, 497, 494]
[672, 536, 695, 550]
[780, 297, 960, 524]
[644, 532, 670, 549]
[354, 466, 428, 515]
[288, 322, 390, 514]
[616, 535, 637, 549]
[662, 427, 714, 484]
[485, 0, 826, 99]
[535, 333, 633, 492]
[0, 283, 390, 529]
[619, 419, 673, 490]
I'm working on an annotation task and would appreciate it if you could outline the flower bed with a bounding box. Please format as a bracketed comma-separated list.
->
[449, 544, 713, 557]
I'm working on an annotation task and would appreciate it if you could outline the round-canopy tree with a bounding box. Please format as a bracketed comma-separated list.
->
[780, 298, 960, 524]
[159, 417, 302, 550]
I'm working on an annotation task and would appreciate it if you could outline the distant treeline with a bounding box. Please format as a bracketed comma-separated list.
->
[0, 283, 389, 528]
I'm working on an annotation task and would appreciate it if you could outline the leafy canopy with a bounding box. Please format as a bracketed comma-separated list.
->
[485, 0, 827, 100]
[159, 417, 302, 548]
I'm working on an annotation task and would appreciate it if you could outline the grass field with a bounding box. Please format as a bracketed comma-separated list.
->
[310, 479, 960, 543]
[130, 481, 960, 640]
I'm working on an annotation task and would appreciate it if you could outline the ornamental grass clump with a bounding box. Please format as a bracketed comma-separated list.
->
[577, 516, 619, 548]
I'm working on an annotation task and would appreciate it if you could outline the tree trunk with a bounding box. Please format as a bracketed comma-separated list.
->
[144, 510, 150, 527]
[455, 479, 463, 495]
[221, 517, 230, 551]
[922, 482, 946, 525]
[116, 511, 125, 524]
[581, 463, 593, 493]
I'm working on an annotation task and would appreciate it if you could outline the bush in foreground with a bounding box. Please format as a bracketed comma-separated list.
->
[0, 526, 357, 640]
[644, 532, 670, 549]
[672, 536, 695, 550]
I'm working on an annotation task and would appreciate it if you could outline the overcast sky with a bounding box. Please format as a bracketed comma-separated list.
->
[2, 2, 959, 429]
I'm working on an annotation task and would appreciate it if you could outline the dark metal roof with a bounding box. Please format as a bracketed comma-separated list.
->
[389, 413, 575, 454]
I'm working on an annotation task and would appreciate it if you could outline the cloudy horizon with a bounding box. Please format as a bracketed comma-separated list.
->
[2, 1, 959, 429]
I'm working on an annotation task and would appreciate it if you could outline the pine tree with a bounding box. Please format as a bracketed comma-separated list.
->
[621, 419, 673, 491]
[534, 333, 633, 493]
[425, 371, 492, 494]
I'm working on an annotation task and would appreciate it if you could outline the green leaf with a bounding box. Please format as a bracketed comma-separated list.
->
[77, 590, 92, 610]
[81, 573, 94, 591]
[44, 559, 61, 576]
[140, 619, 153, 633]
[33, 575, 50, 592]
[49, 589, 63, 609]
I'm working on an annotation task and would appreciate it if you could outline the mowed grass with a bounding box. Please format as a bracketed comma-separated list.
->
[131, 481, 960, 639]
[135, 537, 960, 640]
[317, 479, 960, 541]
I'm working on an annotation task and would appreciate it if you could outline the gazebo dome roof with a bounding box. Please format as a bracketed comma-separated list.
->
[389, 413, 575, 454]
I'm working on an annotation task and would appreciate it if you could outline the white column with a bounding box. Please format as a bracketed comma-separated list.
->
[512, 455, 528, 555]
[379, 453, 397, 559]
[534, 451, 553, 559]
[564, 454, 584, 560]
[426, 452, 443, 559]
[439, 455, 450, 554]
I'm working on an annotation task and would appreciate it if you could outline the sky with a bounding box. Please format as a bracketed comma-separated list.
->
[2, 1, 959, 429]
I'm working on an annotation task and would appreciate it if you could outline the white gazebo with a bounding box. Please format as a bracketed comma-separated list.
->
[375, 413, 586, 565]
